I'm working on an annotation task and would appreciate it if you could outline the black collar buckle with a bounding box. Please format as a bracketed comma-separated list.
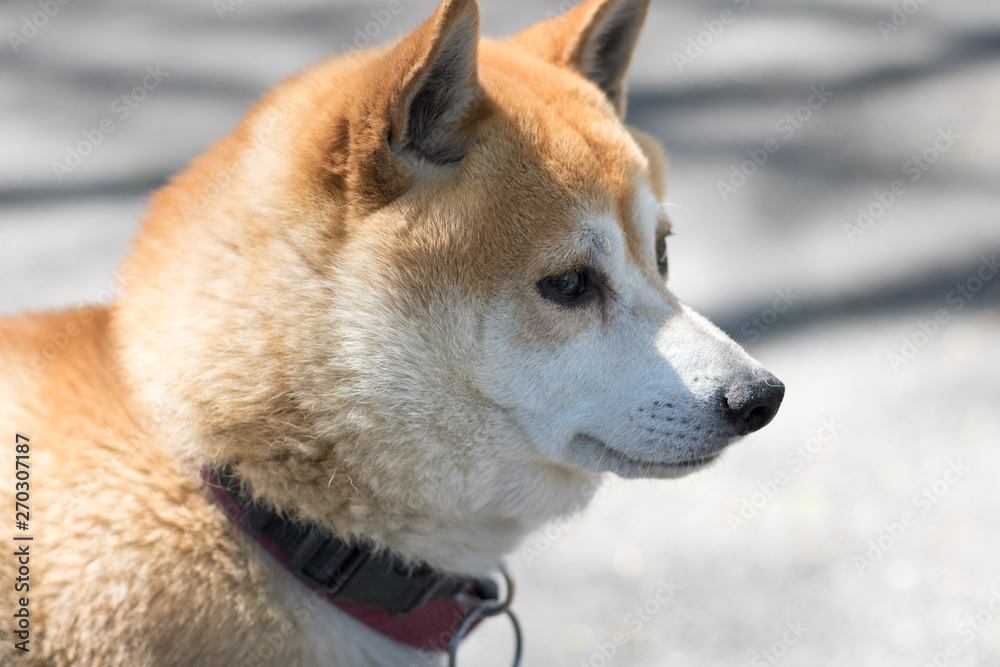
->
[210, 466, 480, 616]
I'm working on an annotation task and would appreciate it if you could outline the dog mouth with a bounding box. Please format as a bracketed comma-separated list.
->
[569, 434, 723, 479]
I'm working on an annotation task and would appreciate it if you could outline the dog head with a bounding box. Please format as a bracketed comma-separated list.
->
[117, 0, 783, 569]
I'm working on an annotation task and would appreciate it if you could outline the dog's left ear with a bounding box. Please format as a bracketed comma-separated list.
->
[509, 0, 649, 115]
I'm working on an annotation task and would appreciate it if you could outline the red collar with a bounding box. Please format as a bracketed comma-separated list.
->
[202, 467, 496, 653]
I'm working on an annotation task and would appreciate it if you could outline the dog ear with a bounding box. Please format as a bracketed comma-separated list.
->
[331, 0, 481, 205]
[510, 0, 649, 115]
[390, 0, 481, 164]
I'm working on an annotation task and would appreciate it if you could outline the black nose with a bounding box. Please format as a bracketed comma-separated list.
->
[723, 372, 785, 435]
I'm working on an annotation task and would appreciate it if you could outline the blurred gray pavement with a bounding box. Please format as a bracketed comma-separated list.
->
[2, 0, 999, 665]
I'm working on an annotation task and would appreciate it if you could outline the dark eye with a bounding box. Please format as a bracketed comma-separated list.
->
[538, 269, 596, 306]
[655, 232, 669, 276]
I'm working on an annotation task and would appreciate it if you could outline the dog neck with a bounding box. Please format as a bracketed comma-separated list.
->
[211, 448, 600, 575]
[202, 466, 502, 653]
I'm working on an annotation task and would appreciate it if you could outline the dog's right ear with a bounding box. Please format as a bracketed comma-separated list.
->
[509, 0, 649, 115]
[331, 0, 482, 206]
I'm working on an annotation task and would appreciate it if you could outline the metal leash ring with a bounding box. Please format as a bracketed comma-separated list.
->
[448, 565, 522, 667]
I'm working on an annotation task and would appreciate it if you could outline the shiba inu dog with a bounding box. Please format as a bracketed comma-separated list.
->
[0, 0, 784, 664]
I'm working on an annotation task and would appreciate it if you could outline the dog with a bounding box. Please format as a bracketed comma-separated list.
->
[0, 0, 784, 664]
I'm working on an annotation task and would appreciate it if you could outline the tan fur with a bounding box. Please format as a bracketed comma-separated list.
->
[0, 0, 781, 664]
